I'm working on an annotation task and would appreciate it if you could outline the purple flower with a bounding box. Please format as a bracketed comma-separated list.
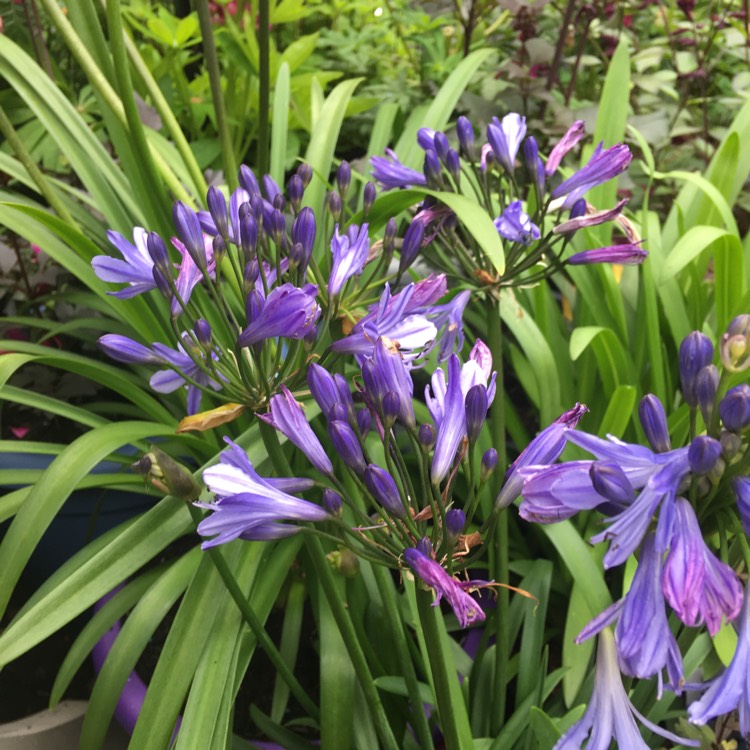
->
[370, 148, 427, 189]
[237, 283, 320, 348]
[545, 120, 586, 176]
[688, 581, 750, 734]
[552, 198, 629, 234]
[639, 394, 671, 453]
[307, 363, 353, 421]
[259, 386, 333, 475]
[328, 224, 370, 297]
[576, 535, 683, 687]
[198, 439, 329, 547]
[429, 290, 471, 361]
[361, 337, 416, 429]
[719, 383, 750, 432]
[404, 544, 487, 628]
[92, 228, 156, 299]
[662, 498, 742, 635]
[495, 403, 588, 509]
[566, 244, 647, 266]
[486, 113, 526, 174]
[554, 628, 698, 750]
[426, 341, 496, 485]
[550, 142, 632, 209]
[364, 464, 405, 517]
[494, 201, 540, 245]
[98, 333, 163, 365]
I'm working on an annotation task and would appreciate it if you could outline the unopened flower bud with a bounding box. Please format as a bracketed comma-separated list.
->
[133, 445, 200, 500]
[193, 319, 212, 350]
[329, 420, 366, 474]
[212, 234, 226, 266]
[695, 364, 719, 426]
[688, 435, 722, 475]
[287, 174, 304, 213]
[383, 217, 398, 263]
[382, 391, 401, 428]
[363, 182, 377, 216]
[147, 232, 171, 277]
[269, 208, 286, 246]
[679, 331, 714, 407]
[245, 288, 264, 325]
[244, 259, 259, 291]
[719, 384, 750, 432]
[445, 508, 466, 540]
[481, 448, 498, 480]
[292, 207, 317, 266]
[250, 193, 265, 220]
[569, 199, 587, 220]
[152, 266, 172, 302]
[207, 186, 229, 240]
[523, 136, 545, 200]
[357, 408, 371, 437]
[446, 149, 461, 185]
[327, 191, 342, 222]
[240, 213, 259, 262]
[456, 116, 476, 161]
[262, 174, 281, 203]
[423, 149, 443, 189]
[398, 219, 425, 277]
[364, 464, 405, 517]
[323, 488, 343, 515]
[417, 128, 436, 150]
[639, 394, 671, 453]
[732, 477, 750, 535]
[416, 536, 433, 557]
[328, 403, 348, 424]
[465, 385, 488, 444]
[720, 429, 742, 459]
[273, 194, 286, 213]
[590, 462, 635, 505]
[239, 164, 260, 195]
[297, 163, 313, 187]
[336, 161, 351, 199]
[434, 132, 450, 162]
[173, 202, 207, 271]
[418, 424, 436, 451]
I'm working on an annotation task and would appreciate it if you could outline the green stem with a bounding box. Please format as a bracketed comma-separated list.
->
[257, 0, 270, 177]
[415, 587, 472, 750]
[196, 0, 238, 191]
[0, 107, 78, 229]
[187, 503, 320, 722]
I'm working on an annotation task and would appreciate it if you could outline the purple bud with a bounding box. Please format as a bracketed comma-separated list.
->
[732, 477, 750, 535]
[446, 149, 461, 184]
[292, 207, 317, 266]
[245, 288, 264, 325]
[323, 488, 343, 515]
[487, 113, 526, 174]
[262, 174, 281, 203]
[416, 536, 432, 557]
[695, 364, 719, 426]
[287, 174, 304, 212]
[297, 163, 313, 188]
[639, 394, 671, 453]
[688, 435, 722, 475]
[590, 462, 635, 505]
[720, 314, 750, 372]
[363, 182, 377, 216]
[329, 403, 348, 424]
[465, 385, 488, 444]
[545, 120, 586, 176]
[336, 161, 351, 198]
[173, 201, 207, 271]
[244, 259, 259, 288]
[327, 192, 343, 221]
[329, 420, 366, 475]
[679, 331, 714, 407]
[250, 193, 265, 220]
[398, 219, 425, 276]
[207, 186, 229, 239]
[445, 508, 466, 539]
[383, 217, 398, 260]
[382, 392, 401, 427]
[569, 199, 587, 220]
[481, 448, 498, 479]
[193, 319, 212, 349]
[719, 384, 750, 432]
[434, 132, 450, 162]
[523, 136, 545, 199]
[269, 208, 286, 246]
[417, 128, 436, 150]
[566, 245, 647, 266]
[239, 213, 259, 261]
[357, 408, 371, 437]
[423, 150, 443, 189]
[152, 266, 172, 301]
[288, 242, 305, 271]
[307, 363, 340, 415]
[456, 116, 475, 161]
[147, 232, 171, 277]
[364, 464, 405, 517]
[419, 424, 436, 451]
[239, 165, 260, 195]
[273, 193, 286, 212]
[213, 234, 226, 265]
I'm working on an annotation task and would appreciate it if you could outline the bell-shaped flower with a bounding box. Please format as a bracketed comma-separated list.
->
[259, 386, 333, 475]
[328, 224, 370, 297]
[688, 581, 750, 734]
[198, 440, 329, 547]
[370, 148, 427, 189]
[545, 120, 586, 176]
[554, 629, 698, 750]
[92, 228, 156, 299]
[486, 113, 526, 174]
[404, 542, 488, 628]
[494, 201, 540, 245]
[237, 283, 320, 348]
[662, 498, 742, 635]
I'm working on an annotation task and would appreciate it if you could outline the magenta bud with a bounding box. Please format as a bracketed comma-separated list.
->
[639, 394, 671, 453]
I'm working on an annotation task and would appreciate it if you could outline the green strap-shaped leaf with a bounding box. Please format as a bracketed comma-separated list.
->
[270, 62, 291, 187]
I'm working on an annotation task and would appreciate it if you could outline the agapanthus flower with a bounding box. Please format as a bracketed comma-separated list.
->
[486, 113, 526, 174]
[494, 201, 540, 245]
[197, 439, 328, 547]
[328, 223, 370, 297]
[566, 244, 647, 266]
[237, 283, 320, 348]
[552, 198, 628, 234]
[554, 629, 698, 749]
[92, 228, 155, 299]
[550, 142, 632, 210]
[688, 581, 750, 734]
[404, 542, 488, 628]
[545, 120, 586, 176]
[361, 337, 416, 429]
[370, 148, 427, 189]
[259, 386, 333, 475]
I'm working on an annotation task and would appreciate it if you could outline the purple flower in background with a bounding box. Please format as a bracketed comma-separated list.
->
[550, 142, 632, 209]
[404, 544, 487, 627]
[567, 245, 647, 266]
[92, 228, 156, 299]
[198, 440, 329, 547]
[328, 223, 370, 296]
[494, 201, 540, 245]
[259, 386, 333, 475]
[487, 113, 526, 174]
[553, 629, 698, 750]
[688, 581, 750, 734]
[495, 403, 588, 509]
[370, 148, 428, 189]
[576, 535, 683, 688]
[237, 283, 320, 348]
[662, 498, 742, 635]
